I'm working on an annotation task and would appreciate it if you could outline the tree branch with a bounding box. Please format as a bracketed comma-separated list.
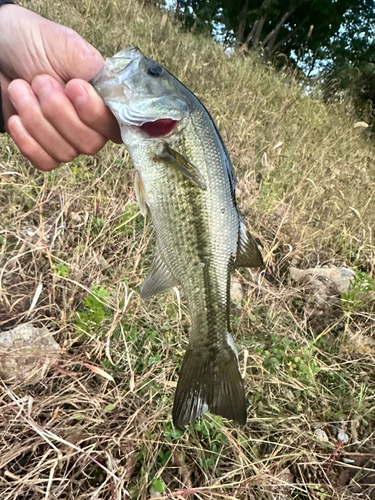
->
[235, 0, 249, 45]
[262, 0, 305, 53]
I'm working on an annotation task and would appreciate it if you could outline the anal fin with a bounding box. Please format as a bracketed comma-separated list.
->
[235, 217, 263, 268]
[140, 248, 178, 299]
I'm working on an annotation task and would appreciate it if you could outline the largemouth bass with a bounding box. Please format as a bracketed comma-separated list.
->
[91, 47, 263, 426]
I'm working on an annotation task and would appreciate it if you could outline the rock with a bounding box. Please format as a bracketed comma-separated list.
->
[342, 329, 375, 355]
[337, 428, 349, 444]
[289, 266, 349, 334]
[289, 266, 355, 293]
[314, 428, 329, 442]
[70, 211, 82, 223]
[277, 467, 294, 486]
[0, 324, 61, 384]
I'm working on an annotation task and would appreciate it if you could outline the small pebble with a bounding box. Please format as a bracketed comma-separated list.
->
[337, 429, 349, 444]
[314, 428, 329, 442]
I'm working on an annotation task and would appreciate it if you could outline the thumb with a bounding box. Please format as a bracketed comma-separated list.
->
[42, 24, 105, 83]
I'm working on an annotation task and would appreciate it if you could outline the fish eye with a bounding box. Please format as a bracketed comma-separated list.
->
[147, 64, 163, 77]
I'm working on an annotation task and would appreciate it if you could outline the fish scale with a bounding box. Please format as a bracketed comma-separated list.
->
[91, 46, 263, 426]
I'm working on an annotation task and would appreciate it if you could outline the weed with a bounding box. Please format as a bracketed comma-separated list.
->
[115, 202, 140, 234]
[342, 270, 375, 312]
[150, 476, 167, 494]
[53, 263, 69, 278]
[75, 285, 111, 334]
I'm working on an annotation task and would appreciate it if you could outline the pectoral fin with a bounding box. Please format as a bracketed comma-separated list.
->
[140, 248, 179, 299]
[154, 143, 207, 190]
[235, 217, 264, 268]
[134, 170, 148, 216]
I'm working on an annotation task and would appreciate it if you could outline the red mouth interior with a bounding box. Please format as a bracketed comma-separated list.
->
[140, 119, 178, 137]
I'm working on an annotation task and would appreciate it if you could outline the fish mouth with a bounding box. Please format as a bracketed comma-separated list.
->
[119, 95, 187, 137]
[140, 118, 179, 138]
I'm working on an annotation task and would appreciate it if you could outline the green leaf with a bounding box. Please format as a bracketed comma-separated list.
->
[151, 477, 166, 493]
[104, 403, 116, 412]
[171, 428, 184, 440]
[72, 412, 84, 420]
[53, 264, 69, 278]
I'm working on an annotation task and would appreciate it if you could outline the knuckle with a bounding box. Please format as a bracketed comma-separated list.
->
[58, 153, 77, 164]
[40, 93, 65, 120]
[21, 146, 58, 171]
[18, 141, 41, 162]
[82, 92, 107, 121]
[53, 149, 78, 164]
[80, 136, 106, 156]
[9, 118, 59, 171]
[19, 106, 42, 129]
[33, 160, 60, 172]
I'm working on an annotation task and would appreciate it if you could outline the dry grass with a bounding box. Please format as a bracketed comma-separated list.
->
[1, 0, 375, 498]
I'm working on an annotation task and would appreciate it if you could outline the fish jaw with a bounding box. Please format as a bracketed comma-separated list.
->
[90, 46, 145, 100]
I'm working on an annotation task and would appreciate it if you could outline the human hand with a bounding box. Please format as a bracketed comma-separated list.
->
[0, 4, 121, 171]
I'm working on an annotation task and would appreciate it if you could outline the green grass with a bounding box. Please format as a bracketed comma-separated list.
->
[1, 0, 375, 498]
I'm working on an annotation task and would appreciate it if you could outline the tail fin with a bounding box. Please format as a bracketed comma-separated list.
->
[172, 344, 247, 427]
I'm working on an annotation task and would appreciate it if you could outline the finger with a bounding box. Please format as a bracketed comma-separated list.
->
[32, 74, 107, 156]
[8, 115, 60, 171]
[8, 79, 79, 164]
[65, 79, 122, 144]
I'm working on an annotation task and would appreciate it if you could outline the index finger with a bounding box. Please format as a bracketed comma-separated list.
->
[65, 79, 122, 144]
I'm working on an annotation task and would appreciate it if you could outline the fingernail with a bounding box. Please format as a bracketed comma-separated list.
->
[72, 83, 88, 105]
[32, 75, 52, 95]
[8, 116, 25, 138]
[8, 81, 31, 105]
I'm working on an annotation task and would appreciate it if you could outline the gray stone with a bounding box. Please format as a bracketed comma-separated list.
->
[0, 324, 61, 384]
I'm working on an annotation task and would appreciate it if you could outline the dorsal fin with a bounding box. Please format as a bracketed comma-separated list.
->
[235, 217, 263, 269]
[140, 248, 178, 299]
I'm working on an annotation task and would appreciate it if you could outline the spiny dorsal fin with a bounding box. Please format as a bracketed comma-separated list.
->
[235, 217, 263, 269]
[134, 170, 148, 216]
[140, 248, 178, 299]
[154, 143, 207, 190]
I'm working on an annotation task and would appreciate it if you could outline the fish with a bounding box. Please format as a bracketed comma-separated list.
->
[91, 47, 263, 427]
